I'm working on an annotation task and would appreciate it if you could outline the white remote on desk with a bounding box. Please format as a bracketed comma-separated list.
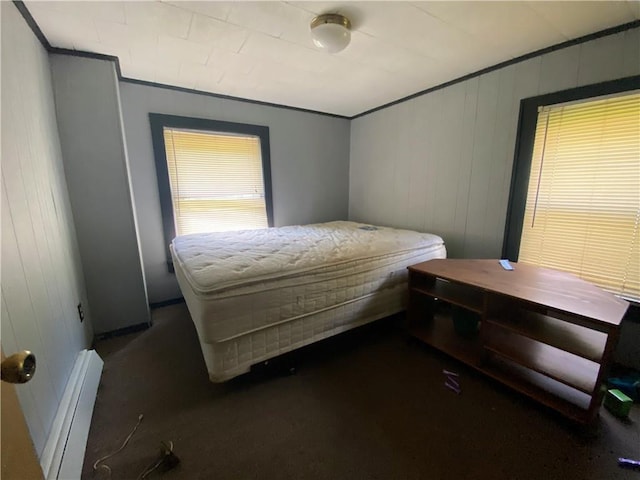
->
[499, 259, 514, 270]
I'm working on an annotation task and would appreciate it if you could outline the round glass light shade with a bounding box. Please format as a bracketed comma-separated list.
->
[310, 14, 351, 54]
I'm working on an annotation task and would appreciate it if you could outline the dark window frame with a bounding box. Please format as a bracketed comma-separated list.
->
[149, 113, 274, 271]
[501, 75, 640, 261]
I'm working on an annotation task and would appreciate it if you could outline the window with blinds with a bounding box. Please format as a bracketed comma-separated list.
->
[518, 91, 640, 302]
[163, 128, 268, 235]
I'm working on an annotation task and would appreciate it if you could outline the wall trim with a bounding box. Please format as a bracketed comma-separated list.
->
[94, 322, 150, 341]
[12, 0, 347, 120]
[149, 297, 185, 309]
[14, 0, 639, 121]
[39, 349, 103, 480]
[352, 20, 640, 119]
[12, 0, 50, 49]
[50, 47, 124, 78]
[122, 77, 349, 119]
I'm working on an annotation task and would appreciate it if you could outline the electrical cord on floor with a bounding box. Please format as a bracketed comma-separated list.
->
[93, 414, 144, 478]
[137, 441, 180, 479]
[92, 413, 180, 479]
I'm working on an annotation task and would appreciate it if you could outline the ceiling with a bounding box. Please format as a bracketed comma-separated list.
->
[24, 1, 640, 117]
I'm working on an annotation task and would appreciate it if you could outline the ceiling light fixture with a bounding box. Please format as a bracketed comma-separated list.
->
[310, 13, 351, 54]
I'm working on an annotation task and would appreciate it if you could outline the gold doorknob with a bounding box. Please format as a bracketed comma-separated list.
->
[1, 350, 36, 384]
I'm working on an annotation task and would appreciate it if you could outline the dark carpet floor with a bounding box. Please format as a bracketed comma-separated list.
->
[82, 303, 639, 480]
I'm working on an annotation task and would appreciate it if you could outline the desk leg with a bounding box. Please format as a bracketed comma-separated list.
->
[587, 325, 621, 421]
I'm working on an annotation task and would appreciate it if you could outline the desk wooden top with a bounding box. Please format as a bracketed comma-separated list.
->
[408, 259, 629, 326]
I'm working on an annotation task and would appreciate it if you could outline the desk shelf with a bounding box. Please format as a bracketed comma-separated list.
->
[485, 356, 592, 423]
[409, 312, 483, 366]
[485, 311, 606, 363]
[410, 279, 484, 314]
[483, 339, 598, 396]
[407, 259, 628, 424]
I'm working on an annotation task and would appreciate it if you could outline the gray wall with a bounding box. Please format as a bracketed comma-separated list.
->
[348, 27, 640, 367]
[50, 55, 150, 334]
[119, 83, 351, 303]
[1, 2, 94, 454]
[617, 321, 640, 368]
[349, 27, 640, 258]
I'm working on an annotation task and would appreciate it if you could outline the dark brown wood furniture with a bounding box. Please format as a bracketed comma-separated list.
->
[407, 259, 629, 424]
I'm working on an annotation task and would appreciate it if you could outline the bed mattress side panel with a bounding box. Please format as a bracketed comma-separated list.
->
[186, 244, 445, 343]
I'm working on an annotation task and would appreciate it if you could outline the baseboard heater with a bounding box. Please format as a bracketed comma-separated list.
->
[39, 349, 103, 479]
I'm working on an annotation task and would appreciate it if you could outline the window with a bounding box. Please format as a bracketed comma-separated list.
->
[503, 77, 640, 303]
[150, 114, 273, 269]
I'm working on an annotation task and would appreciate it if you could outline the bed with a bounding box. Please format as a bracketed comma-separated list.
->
[171, 221, 446, 382]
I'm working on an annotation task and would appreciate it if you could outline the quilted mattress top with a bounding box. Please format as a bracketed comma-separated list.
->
[171, 221, 444, 295]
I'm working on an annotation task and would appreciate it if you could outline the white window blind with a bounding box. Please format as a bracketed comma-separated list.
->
[518, 91, 640, 302]
[163, 127, 268, 235]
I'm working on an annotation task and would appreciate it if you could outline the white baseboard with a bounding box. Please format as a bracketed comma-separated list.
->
[40, 349, 103, 480]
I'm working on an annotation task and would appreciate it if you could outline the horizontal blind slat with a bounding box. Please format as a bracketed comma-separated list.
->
[164, 127, 268, 235]
[521, 91, 640, 302]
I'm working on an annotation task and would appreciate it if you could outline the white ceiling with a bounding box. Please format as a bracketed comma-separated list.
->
[24, 1, 640, 117]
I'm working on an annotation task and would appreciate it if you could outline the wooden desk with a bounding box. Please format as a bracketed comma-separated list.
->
[407, 259, 629, 424]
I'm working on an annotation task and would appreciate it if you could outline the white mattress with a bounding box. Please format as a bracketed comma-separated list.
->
[171, 221, 446, 381]
[172, 221, 444, 295]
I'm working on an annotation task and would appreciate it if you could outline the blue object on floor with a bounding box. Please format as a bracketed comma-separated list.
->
[607, 376, 640, 402]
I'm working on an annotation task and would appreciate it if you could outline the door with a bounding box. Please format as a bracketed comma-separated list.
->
[2, 4, 94, 477]
[1, 349, 43, 480]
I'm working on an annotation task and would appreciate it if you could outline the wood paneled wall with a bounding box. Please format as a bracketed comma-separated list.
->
[349, 28, 639, 259]
[50, 55, 151, 334]
[1, 2, 93, 455]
